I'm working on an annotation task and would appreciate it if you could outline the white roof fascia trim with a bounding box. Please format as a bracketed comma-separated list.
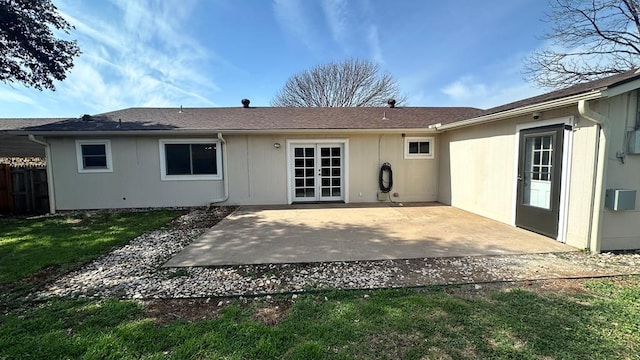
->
[13, 128, 441, 136]
[604, 78, 640, 97]
[438, 91, 604, 131]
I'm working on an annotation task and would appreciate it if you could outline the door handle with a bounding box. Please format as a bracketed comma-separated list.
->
[517, 175, 523, 181]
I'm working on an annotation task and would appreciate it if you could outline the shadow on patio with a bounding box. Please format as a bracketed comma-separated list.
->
[165, 203, 575, 267]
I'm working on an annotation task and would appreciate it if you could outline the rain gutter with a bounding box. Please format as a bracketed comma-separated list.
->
[11, 128, 440, 137]
[438, 91, 604, 131]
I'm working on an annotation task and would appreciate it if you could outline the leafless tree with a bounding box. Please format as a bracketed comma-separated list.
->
[523, 0, 640, 89]
[271, 59, 405, 107]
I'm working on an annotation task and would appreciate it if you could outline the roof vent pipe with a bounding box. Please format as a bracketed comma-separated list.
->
[387, 99, 396, 108]
[241, 99, 250, 108]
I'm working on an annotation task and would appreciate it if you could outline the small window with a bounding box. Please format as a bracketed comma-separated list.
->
[404, 136, 434, 159]
[159, 139, 222, 180]
[75, 140, 113, 173]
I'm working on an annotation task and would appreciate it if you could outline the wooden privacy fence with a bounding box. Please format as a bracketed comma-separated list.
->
[0, 164, 49, 215]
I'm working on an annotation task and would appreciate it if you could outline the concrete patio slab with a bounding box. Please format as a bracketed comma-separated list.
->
[165, 203, 576, 267]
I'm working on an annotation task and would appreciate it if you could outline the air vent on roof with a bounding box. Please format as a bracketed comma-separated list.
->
[81, 114, 92, 121]
[241, 99, 250, 108]
[387, 99, 396, 108]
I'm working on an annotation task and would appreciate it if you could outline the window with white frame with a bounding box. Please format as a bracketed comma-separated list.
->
[75, 140, 113, 173]
[404, 136, 434, 159]
[159, 139, 222, 180]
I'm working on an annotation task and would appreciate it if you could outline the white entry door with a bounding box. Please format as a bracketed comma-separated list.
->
[290, 143, 344, 202]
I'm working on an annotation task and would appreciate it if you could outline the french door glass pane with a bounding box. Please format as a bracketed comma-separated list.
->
[293, 146, 315, 198]
[293, 144, 343, 201]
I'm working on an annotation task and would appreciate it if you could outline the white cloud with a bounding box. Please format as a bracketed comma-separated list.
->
[49, 0, 220, 114]
[0, 88, 36, 106]
[441, 75, 542, 109]
[442, 76, 488, 101]
[320, 0, 385, 63]
[273, 0, 316, 50]
[322, 0, 349, 45]
[367, 26, 384, 64]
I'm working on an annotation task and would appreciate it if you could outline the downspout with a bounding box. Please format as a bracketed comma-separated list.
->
[578, 100, 608, 254]
[27, 135, 56, 214]
[210, 133, 229, 204]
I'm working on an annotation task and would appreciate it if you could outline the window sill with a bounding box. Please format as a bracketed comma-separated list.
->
[161, 174, 223, 181]
[78, 168, 113, 173]
[403, 155, 435, 160]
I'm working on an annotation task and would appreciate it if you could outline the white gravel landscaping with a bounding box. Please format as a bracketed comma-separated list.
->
[34, 208, 640, 300]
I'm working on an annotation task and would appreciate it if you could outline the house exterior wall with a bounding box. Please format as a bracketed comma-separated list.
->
[438, 106, 599, 250]
[48, 136, 225, 209]
[225, 133, 439, 205]
[0, 135, 45, 157]
[48, 133, 439, 209]
[597, 92, 640, 250]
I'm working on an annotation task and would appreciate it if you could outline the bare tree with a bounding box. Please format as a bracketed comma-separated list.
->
[1, 0, 81, 90]
[523, 0, 640, 89]
[271, 59, 405, 107]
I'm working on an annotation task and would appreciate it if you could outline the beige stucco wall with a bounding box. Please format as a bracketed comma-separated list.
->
[225, 133, 439, 205]
[48, 136, 225, 209]
[49, 132, 439, 209]
[597, 92, 640, 250]
[438, 107, 599, 250]
[565, 119, 598, 248]
[438, 118, 517, 224]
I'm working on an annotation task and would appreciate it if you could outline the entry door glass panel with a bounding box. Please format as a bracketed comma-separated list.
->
[522, 135, 553, 209]
[515, 125, 564, 239]
[291, 143, 344, 202]
[293, 146, 315, 199]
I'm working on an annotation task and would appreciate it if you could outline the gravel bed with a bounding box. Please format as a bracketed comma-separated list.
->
[34, 208, 640, 300]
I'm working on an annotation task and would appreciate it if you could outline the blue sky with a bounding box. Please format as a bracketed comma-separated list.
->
[1, 0, 553, 118]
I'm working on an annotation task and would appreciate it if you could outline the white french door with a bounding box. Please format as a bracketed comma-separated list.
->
[289, 143, 344, 202]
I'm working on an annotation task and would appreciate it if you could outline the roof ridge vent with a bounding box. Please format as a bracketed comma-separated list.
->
[241, 99, 250, 108]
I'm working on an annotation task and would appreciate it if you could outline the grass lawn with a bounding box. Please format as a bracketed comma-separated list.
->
[0, 278, 638, 359]
[0, 210, 182, 285]
[0, 210, 639, 359]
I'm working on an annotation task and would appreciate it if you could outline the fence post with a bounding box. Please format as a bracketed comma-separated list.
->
[0, 164, 13, 214]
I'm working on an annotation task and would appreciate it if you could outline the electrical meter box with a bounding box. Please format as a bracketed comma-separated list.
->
[605, 189, 636, 211]
[629, 130, 640, 154]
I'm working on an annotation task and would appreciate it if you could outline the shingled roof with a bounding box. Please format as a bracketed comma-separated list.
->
[0, 118, 67, 131]
[9, 107, 484, 132]
[482, 68, 640, 116]
[4, 69, 640, 134]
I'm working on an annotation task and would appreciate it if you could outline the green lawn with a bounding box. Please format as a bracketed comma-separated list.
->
[0, 211, 638, 359]
[0, 210, 182, 284]
[0, 278, 639, 359]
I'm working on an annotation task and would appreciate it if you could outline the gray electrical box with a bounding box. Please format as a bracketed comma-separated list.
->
[628, 130, 640, 154]
[605, 189, 636, 211]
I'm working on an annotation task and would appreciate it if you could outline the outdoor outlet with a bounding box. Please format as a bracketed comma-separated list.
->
[393, 192, 399, 197]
